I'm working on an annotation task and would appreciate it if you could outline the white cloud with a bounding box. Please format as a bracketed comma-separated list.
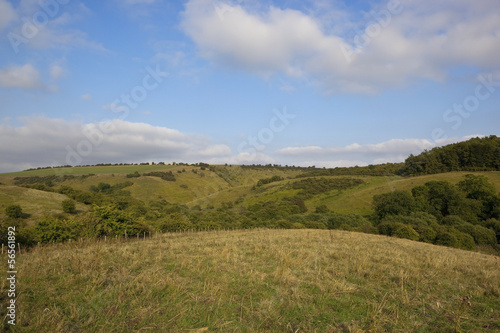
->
[181, 0, 500, 94]
[208, 152, 275, 166]
[275, 136, 482, 167]
[102, 103, 128, 113]
[300, 160, 369, 168]
[0, 117, 234, 172]
[0, 64, 43, 89]
[49, 64, 65, 80]
[81, 93, 92, 101]
[0, 0, 17, 31]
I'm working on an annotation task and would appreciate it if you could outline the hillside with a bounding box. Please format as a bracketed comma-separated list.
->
[3, 229, 499, 332]
[1, 163, 499, 255]
[1, 165, 499, 218]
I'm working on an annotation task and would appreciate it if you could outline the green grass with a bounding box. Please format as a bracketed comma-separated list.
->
[0, 185, 87, 225]
[4, 229, 499, 332]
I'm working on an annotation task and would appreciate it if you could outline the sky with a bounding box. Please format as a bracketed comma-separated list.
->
[0, 0, 499, 173]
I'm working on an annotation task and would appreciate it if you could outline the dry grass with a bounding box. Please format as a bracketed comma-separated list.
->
[3, 229, 499, 332]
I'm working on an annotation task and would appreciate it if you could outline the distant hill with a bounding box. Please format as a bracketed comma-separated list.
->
[403, 135, 500, 175]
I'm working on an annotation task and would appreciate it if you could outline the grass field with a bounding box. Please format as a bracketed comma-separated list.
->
[3, 229, 499, 332]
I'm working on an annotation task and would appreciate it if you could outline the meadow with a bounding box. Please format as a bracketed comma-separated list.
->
[3, 229, 499, 332]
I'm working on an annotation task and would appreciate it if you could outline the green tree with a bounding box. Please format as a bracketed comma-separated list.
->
[5, 204, 23, 218]
[458, 174, 496, 200]
[373, 191, 416, 220]
[62, 199, 76, 214]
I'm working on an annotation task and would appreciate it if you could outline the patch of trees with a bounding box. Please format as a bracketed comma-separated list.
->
[256, 176, 284, 187]
[372, 174, 500, 252]
[296, 163, 405, 177]
[403, 135, 500, 175]
[14, 174, 95, 186]
[143, 171, 176, 181]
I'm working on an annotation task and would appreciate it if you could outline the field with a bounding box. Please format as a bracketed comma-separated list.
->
[3, 229, 499, 332]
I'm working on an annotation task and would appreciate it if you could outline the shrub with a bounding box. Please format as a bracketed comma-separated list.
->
[392, 225, 419, 241]
[315, 205, 329, 214]
[413, 225, 437, 243]
[304, 221, 327, 229]
[441, 215, 467, 226]
[126, 171, 141, 178]
[435, 231, 459, 247]
[327, 213, 370, 230]
[485, 218, 500, 243]
[276, 219, 293, 229]
[62, 199, 76, 214]
[457, 224, 497, 246]
[361, 224, 378, 234]
[373, 190, 416, 220]
[377, 222, 397, 236]
[454, 231, 476, 250]
[34, 216, 82, 243]
[5, 205, 23, 218]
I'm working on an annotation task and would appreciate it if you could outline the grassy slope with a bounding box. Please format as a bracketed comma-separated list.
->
[5, 229, 499, 332]
[1, 167, 499, 218]
[0, 185, 88, 224]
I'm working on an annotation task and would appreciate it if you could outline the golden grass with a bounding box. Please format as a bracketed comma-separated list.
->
[4, 229, 499, 332]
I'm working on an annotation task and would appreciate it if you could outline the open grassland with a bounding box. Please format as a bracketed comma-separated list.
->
[0, 185, 88, 225]
[3, 229, 499, 332]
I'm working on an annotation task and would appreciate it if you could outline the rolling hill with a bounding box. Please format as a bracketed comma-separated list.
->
[3, 229, 499, 332]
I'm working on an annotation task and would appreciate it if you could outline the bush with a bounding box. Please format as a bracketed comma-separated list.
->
[304, 221, 327, 229]
[158, 213, 192, 232]
[126, 171, 141, 178]
[34, 216, 82, 243]
[441, 215, 467, 226]
[377, 222, 404, 236]
[5, 205, 23, 219]
[454, 231, 476, 250]
[373, 190, 416, 220]
[62, 199, 76, 214]
[457, 223, 497, 246]
[392, 225, 419, 241]
[413, 225, 437, 243]
[435, 231, 459, 247]
[327, 213, 370, 230]
[361, 224, 378, 234]
[276, 219, 293, 229]
[485, 218, 500, 243]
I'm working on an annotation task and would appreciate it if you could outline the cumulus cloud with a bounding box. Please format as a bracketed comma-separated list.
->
[275, 136, 482, 167]
[181, 0, 500, 94]
[0, 117, 233, 173]
[0, 64, 43, 89]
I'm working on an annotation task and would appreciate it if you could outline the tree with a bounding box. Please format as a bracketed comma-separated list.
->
[62, 199, 76, 214]
[5, 205, 23, 218]
[373, 191, 416, 220]
[458, 174, 496, 200]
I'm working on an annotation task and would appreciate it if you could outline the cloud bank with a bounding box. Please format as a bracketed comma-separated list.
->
[0, 116, 484, 173]
[181, 0, 500, 93]
[0, 117, 232, 173]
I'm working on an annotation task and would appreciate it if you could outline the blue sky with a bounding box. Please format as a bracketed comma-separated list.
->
[0, 0, 499, 172]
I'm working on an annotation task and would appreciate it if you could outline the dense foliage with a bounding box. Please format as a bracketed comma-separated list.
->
[403, 135, 500, 175]
[372, 174, 499, 251]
